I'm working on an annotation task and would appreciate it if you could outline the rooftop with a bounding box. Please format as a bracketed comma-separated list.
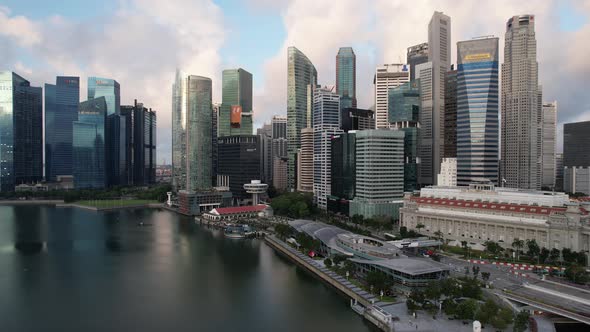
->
[350, 257, 449, 276]
[209, 205, 268, 215]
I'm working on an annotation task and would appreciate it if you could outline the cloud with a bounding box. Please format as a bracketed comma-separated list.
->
[0, 0, 226, 164]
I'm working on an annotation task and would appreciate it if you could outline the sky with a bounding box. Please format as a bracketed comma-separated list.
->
[1, 0, 589, 164]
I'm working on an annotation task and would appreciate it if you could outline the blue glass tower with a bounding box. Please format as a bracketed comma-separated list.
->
[87, 77, 124, 186]
[456, 37, 499, 185]
[73, 97, 107, 188]
[336, 47, 356, 109]
[0, 71, 43, 191]
[45, 76, 79, 181]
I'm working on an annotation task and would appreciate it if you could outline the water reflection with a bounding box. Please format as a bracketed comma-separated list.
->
[13, 206, 43, 255]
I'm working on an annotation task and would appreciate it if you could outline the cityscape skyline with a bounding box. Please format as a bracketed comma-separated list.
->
[0, 1, 588, 163]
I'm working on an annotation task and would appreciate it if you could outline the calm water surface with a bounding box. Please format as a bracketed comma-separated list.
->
[0, 206, 375, 331]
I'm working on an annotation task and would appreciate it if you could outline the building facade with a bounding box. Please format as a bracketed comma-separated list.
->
[564, 167, 590, 195]
[563, 121, 590, 168]
[172, 70, 212, 192]
[501, 15, 542, 190]
[287, 47, 317, 190]
[340, 108, 374, 132]
[444, 68, 457, 158]
[212, 102, 220, 185]
[73, 97, 107, 189]
[273, 157, 288, 192]
[541, 101, 557, 189]
[374, 64, 410, 129]
[456, 37, 499, 185]
[336, 47, 357, 109]
[407, 43, 429, 82]
[0, 71, 43, 191]
[400, 184, 590, 266]
[45, 76, 80, 181]
[217, 135, 261, 202]
[219, 68, 253, 137]
[330, 132, 356, 215]
[257, 123, 273, 184]
[313, 86, 342, 210]
[350, 130, 405, 218]
[297, 128, 314, 193]
[120, 100, 157, 185]
[437, 157, 457, 186]
[556, 153, 564, 191]
[389, 81, 420, 192]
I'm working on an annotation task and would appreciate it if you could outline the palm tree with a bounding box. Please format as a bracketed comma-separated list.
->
[416, 223, 425, 233]
[512, 238, 525, 261]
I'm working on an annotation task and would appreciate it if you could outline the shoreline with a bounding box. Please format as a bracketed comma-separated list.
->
[0, 200, 165, 211]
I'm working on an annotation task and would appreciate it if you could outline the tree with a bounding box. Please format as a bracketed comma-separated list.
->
[424, 282, 442, 302]
[565, 264, 589, 284]
[351, 214, 364, 224]
[513, 311, 530, 332]
[472, 266, 480, 279]
[549, 248, 560, 263]
[461, 241, 468, 251]
[366, 271, 392, 294]
[481, 272, 490, 282]
[512, 238, 524, 260]
[415, 223, 425, 234]
[484, 240, 503, 256]
[434, 230, 444, 241]
[274, 223, 293, 240]
[456, 299, 478, 320]
[399, 226, 408, 238]
[332, 255, 346, 266]
[324, 258, 333, 268]
[475, 299, 499, 325]
[539, 247, 550, 263]
[526, 239, 540, 262]
[491, 307, 513, 329]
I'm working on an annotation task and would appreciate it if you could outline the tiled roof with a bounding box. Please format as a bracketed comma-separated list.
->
[410, 196, 570, 215]
[212, 205, 267, 215]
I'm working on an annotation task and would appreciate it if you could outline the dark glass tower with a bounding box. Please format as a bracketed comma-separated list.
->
[45, 76, 79, 181]
[73, 97, 107, 189]
[457, 37, 499, 185]
[444, 68, 457, 158]
[564, 121, 590, 167]
[217, 135, 260, 202]
[0, 71, 43, 191]
[340, 108, 374, 132]
[120, 100, 157, 186]
[336, 47, 356, 109]
[389, 80, 420, 191]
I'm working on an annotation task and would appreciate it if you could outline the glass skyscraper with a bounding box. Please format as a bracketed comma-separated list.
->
[389, 80, 420, 191]
[120, 100, 157, 185]
[287, 46, 317, 190]
[45, 76, 80, 181]
[172, 70, 212, 192]
[336, 47, 356, 109]
[73, 97, 107, 189]
[219, 68, 253, 137]
[456, 37, 499, 185]
[0, 71, 43, 191]
[88, 77, 124, 187]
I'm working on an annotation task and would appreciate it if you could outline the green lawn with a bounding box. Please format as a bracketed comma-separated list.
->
[75, 199, 157, 208]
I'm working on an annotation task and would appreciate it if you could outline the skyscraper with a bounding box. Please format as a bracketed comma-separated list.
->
[217, 135, 260, 203]
[313, 86, 342, 210]
[563, 121, 590, 167]
[270, 115, 287, 188]
[336, 47, 356, 109]
[257, 123, 273, 184]
[0, 72, 43, 191]
[212, 102, 220, 185]
[444, 67, 457, 158]
[501, 15, 542, 190]
[287, 46, 317, 190]
[374, 64, 410, 129]
[456, 37, 500, 186]
[297, 128, 314, 193]
[219, 68, 253, 137]
[172, 70, 212, 192]
[541, 101, 557, 188]
[340, 108, 374, 132]
[120, 100, 157, 185]
[421, 11, 451, 185]
[407, 43, 429, 81]
[45, 76, 79, 181]
[88, 77, 124, 187]
[73, 97, 107, 189]
[389, 80, 421, 192]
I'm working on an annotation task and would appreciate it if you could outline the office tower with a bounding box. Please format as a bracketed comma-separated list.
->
[172, 70, 212, 192]
[297, 128, 314, 193]
[273, 157, 288, 192]
[564, 121, 590, 167]
[437, 157, 457, 186]
[444, 67, 457, 158]
[336, 47, 357, 109]
[88, 77, 124, 187]
[120, 100, 157, 185]
[217, 135, 260, 203]
[272, 115, 287, 139]
[555, 152, 564, 191]
[501, 15, 542, 190]
[541, 101, 557, 188]
[73, 97, 107, 189]
[456, 37, 500, 186]
[0, 72, 43, 191]
[350, 130, 405, 218]
[45, 76, 79, 181]
[374, 64, 410, 129]
[407, 43, 429, 81]
[219, 68, 253, 137]
[257, 123, 273, 184]
[389, 80, 420, 191]
[331, 132, 356, 201]
[287, 47, 317, 190]
[564, 167, 590, 195]
[212, 103, 220, 184]
[340, 108, 375, 132]
[313, 86, 342, 210]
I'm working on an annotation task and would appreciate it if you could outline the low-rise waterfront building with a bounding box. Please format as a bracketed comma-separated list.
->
[202, 204, 272, 221]
[400, 183, 590, 262]
[177, 189, 229, 215]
